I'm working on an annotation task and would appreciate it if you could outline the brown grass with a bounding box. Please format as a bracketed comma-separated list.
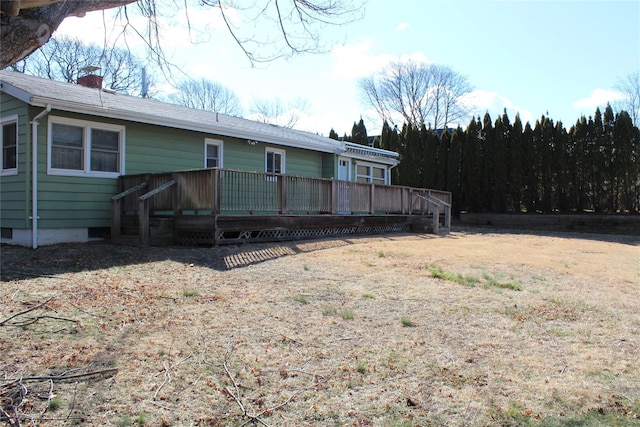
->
[1, 229, 639, 426]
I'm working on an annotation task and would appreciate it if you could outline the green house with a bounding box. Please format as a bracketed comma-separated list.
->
[0, 70, 402, 247]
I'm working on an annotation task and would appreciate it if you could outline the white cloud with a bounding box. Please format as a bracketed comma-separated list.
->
[330, 41, 431, 80]
[572, 88, 626, 109]
[396, 23, 410, 31]
[461, 90, 534, 125]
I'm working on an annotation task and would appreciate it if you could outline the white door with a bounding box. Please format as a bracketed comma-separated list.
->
[337, 158, 350, 213]
[338, 158, 350, 181]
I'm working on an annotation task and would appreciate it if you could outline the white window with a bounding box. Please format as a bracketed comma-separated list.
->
[356, 162, 386, 185]
[1, 115, 18, 176]
[265, 147, 285, 174]
[48, 116, 124, 178]
[204, 138, 223, 168]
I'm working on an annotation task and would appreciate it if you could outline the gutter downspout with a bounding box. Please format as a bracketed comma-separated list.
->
[31, 104, 52, 249]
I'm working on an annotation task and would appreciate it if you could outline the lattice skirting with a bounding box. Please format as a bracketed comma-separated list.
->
[175, 224, 409, 246]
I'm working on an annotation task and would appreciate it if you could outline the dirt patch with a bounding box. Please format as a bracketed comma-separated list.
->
[1, 229, 639, 426]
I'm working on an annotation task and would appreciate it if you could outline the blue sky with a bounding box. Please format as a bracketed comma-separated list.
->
[56, 0, 639, 136]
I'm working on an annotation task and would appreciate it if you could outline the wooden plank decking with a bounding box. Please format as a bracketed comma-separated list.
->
[111, 168, 452, 246]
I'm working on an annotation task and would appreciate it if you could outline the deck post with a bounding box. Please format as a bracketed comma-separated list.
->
[330, 180, 337, 214]
[139, 198, 150, 246]
[111, 198, 121, 240]
[433, 203, 439, 235]
[173, 172, 182, 214]
[212, 168, 221, 214]
[369, 184, 375, 214]
[278, 175, 287, 214]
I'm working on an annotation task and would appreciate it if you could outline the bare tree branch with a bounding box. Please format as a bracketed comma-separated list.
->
[359, 59, 473, 130]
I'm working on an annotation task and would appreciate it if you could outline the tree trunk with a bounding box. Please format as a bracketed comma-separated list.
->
[1, 0, 137, 69]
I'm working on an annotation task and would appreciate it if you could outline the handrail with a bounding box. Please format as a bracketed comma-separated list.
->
[139, 180, 176, 201]
[112, 182, 148, 200]
[413, 193, 451, 234]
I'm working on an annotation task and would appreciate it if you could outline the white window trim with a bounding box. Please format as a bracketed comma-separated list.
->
[204, 138, 223, 168]
[1, 114, 19, 176]
[47, 116, 125, 179]
[355, 161, 388, 185]
[265, 147, 286, 174]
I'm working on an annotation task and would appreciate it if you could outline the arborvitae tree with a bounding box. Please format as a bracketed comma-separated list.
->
[480, 113, 495, 211]
[521, 122, 538, 212]
[342, 132, 352, 142]
[328, 128, 340, 140]
[351, 118, 369, 146]
[447, 127, 464, 216]
[534, 116, 555, 212]
[493, 111, 510, 212]
[461, 117, 483, 212]
[569, 117, 588, 212]
[509, 114, 524, 212]
[589, 109, 606, 212]
[437, 129, 451, 190]
[603, 104, 617, 210]
[422, 125, 439, 189]
[553, 120, 570, 212]
[613, 110, 640, 211]
[381, 121, 401, 184]
[401, 123, 423, 187]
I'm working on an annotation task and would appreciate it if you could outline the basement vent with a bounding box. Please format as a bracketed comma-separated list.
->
[1, 228, 12, 239]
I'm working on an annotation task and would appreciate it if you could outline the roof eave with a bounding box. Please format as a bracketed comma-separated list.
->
[29, 95, 338, 154]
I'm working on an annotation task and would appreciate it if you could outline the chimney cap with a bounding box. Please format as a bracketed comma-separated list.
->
[79, 65, 101, 75]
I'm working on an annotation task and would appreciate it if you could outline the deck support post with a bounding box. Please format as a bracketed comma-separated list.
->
[212, 168, 221, 214]
[139, 199, 150, 247]
[330, 180, 337, 214]
[369, 184, 375, 214]
[173, 172, 182, 214]
[278, 175, 287, 214]
[111, 198, 122, 241]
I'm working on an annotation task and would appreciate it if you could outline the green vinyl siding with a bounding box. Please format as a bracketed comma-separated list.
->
[322, 153, 336, 179]
[0, 94, 30, 228]
[1, 97, 334, 232]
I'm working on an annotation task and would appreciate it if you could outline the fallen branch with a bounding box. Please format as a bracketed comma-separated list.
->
[0, 297, 54, 326]
[19, 367, 118, 383]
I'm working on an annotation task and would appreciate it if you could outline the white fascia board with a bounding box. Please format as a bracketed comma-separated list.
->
[0, 81, 33, 104]
[29, 96, 339, 154]
[343, 152, 399, 167]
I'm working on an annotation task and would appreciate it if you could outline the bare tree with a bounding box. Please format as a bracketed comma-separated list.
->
[1, 0, 362, 69]
[168, 78, 243, 116]
[615, 70, 640, 126]
[251, 97, 309, 128]
[15, 36, 152, 96]
[359, 60, 472, 130]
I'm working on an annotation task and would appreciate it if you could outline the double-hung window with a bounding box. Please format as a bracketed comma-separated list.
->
[204, 138, 223, 168]
[356, 162, 386, 185]
[1, 115, 18, 176]
[48, 116, 124, 178]
[265, 147, 285, 174]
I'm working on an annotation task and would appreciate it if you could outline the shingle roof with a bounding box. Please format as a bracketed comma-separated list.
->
[0, 70, 342, 153]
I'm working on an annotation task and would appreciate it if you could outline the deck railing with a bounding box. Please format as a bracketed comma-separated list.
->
[112, 168, 452, 244]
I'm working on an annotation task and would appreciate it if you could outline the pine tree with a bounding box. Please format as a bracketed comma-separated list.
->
[328, 128, 340, 140]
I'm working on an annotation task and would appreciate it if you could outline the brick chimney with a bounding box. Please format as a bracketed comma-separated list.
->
[77, 74, 103, 89]
[77, 66, 103, 89]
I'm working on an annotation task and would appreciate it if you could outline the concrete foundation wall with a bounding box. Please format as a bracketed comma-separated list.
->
[459, 213, 640, 235]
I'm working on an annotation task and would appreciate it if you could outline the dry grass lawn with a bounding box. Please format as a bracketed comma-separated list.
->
[1, 228, 639, 426]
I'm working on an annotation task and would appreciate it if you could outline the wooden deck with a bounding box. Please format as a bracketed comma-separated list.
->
[111, 168, 452, 246]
